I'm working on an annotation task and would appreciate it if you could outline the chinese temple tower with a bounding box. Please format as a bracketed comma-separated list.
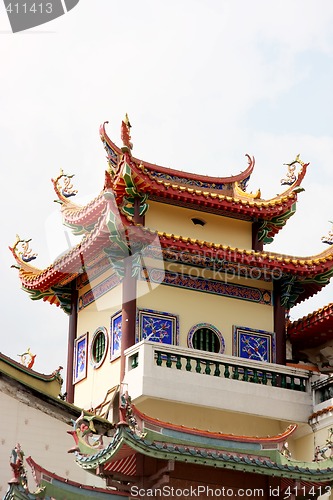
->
[8, 117, 333, 499]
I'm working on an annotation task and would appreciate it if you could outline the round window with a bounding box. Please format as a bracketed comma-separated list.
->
[90, 327, 108, 368]
[188, 323, 225, 354]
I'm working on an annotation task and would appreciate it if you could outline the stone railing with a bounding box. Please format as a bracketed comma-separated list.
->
[126, 341, 311, 392]
[312, 376, 333, 405]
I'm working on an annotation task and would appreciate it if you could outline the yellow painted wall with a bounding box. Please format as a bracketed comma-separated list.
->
[75, 282, 122, 409]
[292, 431, 315, 462]
[145, 201, 252, 249]
[137, 280, 274, 355]
[137, 399, 286, 437]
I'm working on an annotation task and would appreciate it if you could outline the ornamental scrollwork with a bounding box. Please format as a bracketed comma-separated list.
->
[52, 169, 78, 204]
[11, 235, 38, 263]
[281, 154, 305, 186]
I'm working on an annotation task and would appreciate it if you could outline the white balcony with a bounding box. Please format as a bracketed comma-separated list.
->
[124, 341, 313, 423]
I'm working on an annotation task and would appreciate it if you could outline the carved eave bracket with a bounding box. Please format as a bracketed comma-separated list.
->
[281, 154, 307, 186]
[52, 169, 78, 205]
[9, 235, 41, 274]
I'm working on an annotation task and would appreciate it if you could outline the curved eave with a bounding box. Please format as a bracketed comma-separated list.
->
[158, 232, 333, 278]
[129, 157, 304, 221]
[75, 426, 333, 482]
[100, 121, 255, 185]
[132, 405, 297, 444]
[26, 457, 126, 499]
[12, 212, 112, 293]
[288, 303, 333, 348]
[0, 351, 61, 383]
[102, 123, 307, 223]
[12, 216, 333, 300]
[56, 174, 114, 231]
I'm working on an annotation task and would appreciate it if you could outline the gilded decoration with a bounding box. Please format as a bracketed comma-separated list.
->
[52, 168, 78, 203]
[322, 222, 333, 245]
[17, 348, 36, 369]
[280, 154, 305, 186]
[121, 113, 133, 152]
[11, 235, 37, 264]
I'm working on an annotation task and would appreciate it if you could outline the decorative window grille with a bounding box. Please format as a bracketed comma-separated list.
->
[90, 327, 108, 368]
[188, 323, 225, 354]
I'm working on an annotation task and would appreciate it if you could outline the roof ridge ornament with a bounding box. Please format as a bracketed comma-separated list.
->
[281, 154, 305, 186]
[121, 113, 133, 154]
[322, 222, 333, 245]
[17, 348, 36, 369]
[52, 169, 78, 204]
[11, 235, 38, 263]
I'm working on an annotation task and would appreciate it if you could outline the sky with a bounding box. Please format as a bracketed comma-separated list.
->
[1, 0, 333, 376]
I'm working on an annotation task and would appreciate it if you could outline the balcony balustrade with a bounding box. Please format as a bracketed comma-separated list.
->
[124, 341, 313, 423]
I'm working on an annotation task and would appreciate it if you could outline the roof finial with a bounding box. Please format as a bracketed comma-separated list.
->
[321, 222, 333, 245]
[280, 154, 306, 186]
[17, 348, 36, 369]
[121, 113, 133, 153]
[12, 236, 38, 263]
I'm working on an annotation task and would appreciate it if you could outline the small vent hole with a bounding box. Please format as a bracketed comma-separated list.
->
[191, 217, 206, 226]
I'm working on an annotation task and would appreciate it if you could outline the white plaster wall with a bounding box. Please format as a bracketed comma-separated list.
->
[0, 392, 105, 496]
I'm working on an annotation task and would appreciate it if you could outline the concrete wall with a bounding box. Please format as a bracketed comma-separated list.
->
[0, 391, 105, 496]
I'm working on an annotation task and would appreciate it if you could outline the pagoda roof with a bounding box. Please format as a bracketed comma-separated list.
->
[288, 303, 333, 350]
[70, 402, 333, 484]
[51, 121, 307, 244]
[0, 351, 63, 399]
[9, 194, 333, 310]
[99, 122, 307, 241]
[4, 453, 127, 499]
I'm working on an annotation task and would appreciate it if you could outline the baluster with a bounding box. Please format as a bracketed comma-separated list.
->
[300, 378, 306, 392]
[271, 372, 277, 386]
[262, 371, 267, 385]
[131, 354, 138, 369]
[290, 376, 295, 390]
[186, 357, 192, 371]
[281, 374, 286, 388]
[233, 366, 239, 380]
[156, 352, 162, 366]
[243, 367, 249, 382]
[214, 362, 221, 377]
[252, 368, 258, 384]
[224, 364, 230, 379]
[176, 355, 182, 370]
[205, 361, 211, 375]
[196, 358, 201, 373]
[166, 353, 172, 368]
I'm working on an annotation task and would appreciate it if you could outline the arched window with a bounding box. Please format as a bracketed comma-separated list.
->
[90, 327, 108, 368]
[188, 323, 225, 354]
